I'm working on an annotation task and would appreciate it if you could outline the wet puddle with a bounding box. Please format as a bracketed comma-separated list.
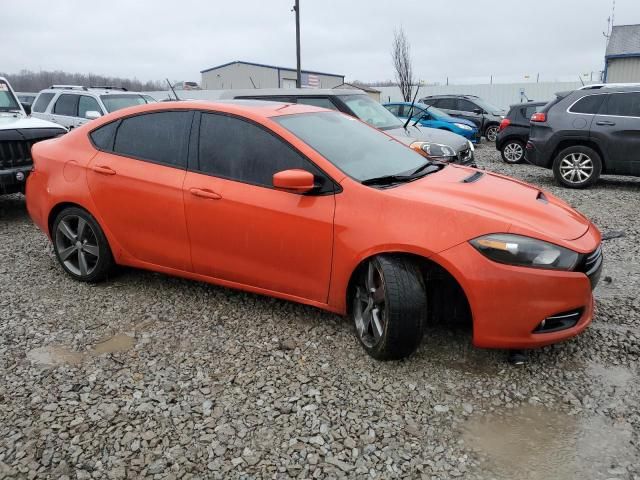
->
[463, 404, 634, 480]
[27, 333, 135, 367]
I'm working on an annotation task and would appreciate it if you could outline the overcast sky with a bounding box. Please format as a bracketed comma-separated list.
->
[2, 0, 639, 85]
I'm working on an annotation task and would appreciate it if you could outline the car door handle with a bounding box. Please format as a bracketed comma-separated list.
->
[596, 120, 616, 126]
[190, 188, 221, 200]
[92, 165, 116, 175]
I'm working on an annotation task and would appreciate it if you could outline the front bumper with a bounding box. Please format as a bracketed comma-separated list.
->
[436, 238, 600, 349]
[0, 165, 31, 194]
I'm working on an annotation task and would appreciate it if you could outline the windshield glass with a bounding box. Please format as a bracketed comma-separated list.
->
[339, 94, 403, 131]
[0, 80, 21, 111]
[473, 98, 504, 113]
[274, 111, 426, 182]
[100, 94, 148, 113]
[414, 104, 452, 121]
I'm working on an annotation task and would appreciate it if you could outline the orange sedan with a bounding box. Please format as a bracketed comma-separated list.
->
[26, 101, 602, 360]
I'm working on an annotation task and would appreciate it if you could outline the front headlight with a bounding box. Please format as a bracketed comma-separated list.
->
[470, 234, 579, 270]
[409, 141, 456, 159]
[454, 123, 473, 131]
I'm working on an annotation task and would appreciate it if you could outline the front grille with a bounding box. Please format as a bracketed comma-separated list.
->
[0, 140, 35, 169]
[576, 244, 603, 289]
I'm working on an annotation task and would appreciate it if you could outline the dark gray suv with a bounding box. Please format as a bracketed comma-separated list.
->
[526, 84, 640, 188]
[419, 94, 506, 142]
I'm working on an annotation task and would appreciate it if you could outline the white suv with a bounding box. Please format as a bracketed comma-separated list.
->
[31, 86, 156, 129]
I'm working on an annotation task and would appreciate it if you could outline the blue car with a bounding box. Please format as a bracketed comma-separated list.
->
[384, 102, 481, 143]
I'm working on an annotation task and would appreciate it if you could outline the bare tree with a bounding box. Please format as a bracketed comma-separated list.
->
[391, 27, 415, 102]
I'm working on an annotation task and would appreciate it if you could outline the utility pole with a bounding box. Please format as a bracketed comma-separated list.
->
[293, 0, 302, 88]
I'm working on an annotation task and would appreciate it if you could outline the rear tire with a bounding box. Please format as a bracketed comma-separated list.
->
[52, 207, 114, 282]
[552, 146, 602, 189]
[351, 256, 427, 360]
[500, 140, 525, 164]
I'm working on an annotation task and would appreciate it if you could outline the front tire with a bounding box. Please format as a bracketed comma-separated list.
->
[552, 146, 602, 188]
[351, 256, 427, 360]
[500, 140, 525, 164]
[484, 124, 499, 142]
[52, 207, 114, 282]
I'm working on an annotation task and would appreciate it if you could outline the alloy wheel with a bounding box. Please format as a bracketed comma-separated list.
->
[354, 261, 387, 348]
[503, 142, 524, 163]
[559, 153, 593, 184]
[486, 126, 499, 142]
[55, 215, 100, 277]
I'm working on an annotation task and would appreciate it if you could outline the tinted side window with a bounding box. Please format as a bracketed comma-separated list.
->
[113, 111, 191, 168]
[78, 96, 102, 118]
[32, 93, 55, 113]
[438, 98, 458, 110]
[601, 92, 640, 117]
[90, 121, 119, 151]
[53, 94, 78, 116]
[198, 113, 323, 188]
[385, 104, 401, 116]
[458, 99, 478, 112]
[295, 97, 337, 110]
[522, 105, 544, 119]
[569, 94, 606, 114]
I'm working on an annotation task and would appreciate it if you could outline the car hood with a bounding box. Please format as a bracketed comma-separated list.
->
[385, 125, 469, 150]
[395, 166, 590, 241]
[0, 113, 65, 131]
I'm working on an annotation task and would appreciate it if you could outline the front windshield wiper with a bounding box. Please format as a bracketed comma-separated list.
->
[411, 106, 431, 127]
[362, 163, 443, 186]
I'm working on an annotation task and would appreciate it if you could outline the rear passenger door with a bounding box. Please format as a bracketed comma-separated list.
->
[51, 94, 80, 129]
[87, 111, 193, 270]
[591, 92, 640, 175]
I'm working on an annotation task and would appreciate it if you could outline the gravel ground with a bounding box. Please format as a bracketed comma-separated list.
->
[1, 144, 639, 479]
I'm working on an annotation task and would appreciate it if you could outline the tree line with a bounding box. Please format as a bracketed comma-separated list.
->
[1, 69, 165, 92]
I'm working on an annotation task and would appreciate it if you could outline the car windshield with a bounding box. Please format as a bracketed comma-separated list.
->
[100, 94, 149, 113]
[473, 98, 504, 114]
[338, 94, 403, 131]
[274, 111, 426, 182]
[0, 81, 21, 111]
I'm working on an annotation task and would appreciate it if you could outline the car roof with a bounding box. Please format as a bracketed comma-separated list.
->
[575, 83, 640, 93]
[217, 88, 366, 99]
[88, 99, 329, 125]
[37, 86, 145, 96]
[421, 94, 480, 99]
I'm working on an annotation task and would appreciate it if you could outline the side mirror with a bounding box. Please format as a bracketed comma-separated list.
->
[85, 110, 101, 120]
[20, 103, 31, 115]
[473, 108, 483, 115]
[273, 169, 315, 193]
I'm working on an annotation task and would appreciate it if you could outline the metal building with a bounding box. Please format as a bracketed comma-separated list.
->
[605, 24, 640, 83]
[200, 60, 344, 90]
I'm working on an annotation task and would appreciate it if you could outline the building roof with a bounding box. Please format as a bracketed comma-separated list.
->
[606, 24, 640, 57]
[333, 82, 380, 93]
[200, 60, 344, 78]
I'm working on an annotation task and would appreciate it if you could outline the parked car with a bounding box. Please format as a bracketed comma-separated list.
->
[420, 94, 506, 142]
[496, 102, 546, 164]
[27, 100, 602, 360]
[31, 86, 156, 130]
[526, 84, 640, 188]
[16, 93, 37, 114]
[0, 77, 67, 195]
[383, 101, 480, 143]
[219, 89, 475, 166]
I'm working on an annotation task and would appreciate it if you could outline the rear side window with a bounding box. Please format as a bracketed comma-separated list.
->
[385, 104, 401, 116]
[522, 105, 544, 119]
[90, 121, 119, 151]
[53, 94, 78, 116]
[568, 95, 605, 114]
[197, 113, 322, 187]
[113, 111, 191, 168]
[32, 93, 55, 113]
[600, 92, 640, 117]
